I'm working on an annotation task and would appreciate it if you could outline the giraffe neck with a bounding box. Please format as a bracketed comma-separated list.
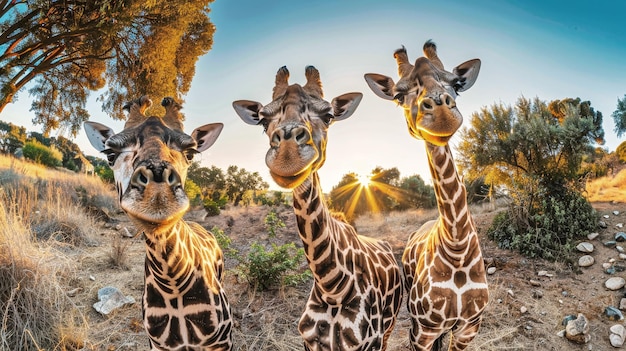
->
[292, 172, 347, 292]
[143, 220, 220, 294]
[425, 142, 474, 244]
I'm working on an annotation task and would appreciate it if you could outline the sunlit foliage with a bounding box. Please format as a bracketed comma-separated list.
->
[458, 96, 603, 261]
[612, 94, 626, 138]
[1, 0, 215, 135]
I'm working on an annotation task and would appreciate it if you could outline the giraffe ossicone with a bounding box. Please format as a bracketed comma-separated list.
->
[84, 96, 233, 351]
[234, 66, 403, 351]
[365, 41, 489, 351]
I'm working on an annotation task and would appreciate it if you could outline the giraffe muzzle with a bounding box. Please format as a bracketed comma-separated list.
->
[130, 164, 182, 191]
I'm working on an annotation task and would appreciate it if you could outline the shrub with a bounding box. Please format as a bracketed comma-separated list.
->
[211, 226, 238, 259]
[22, 140, 62, 167]
[488, 188, 597, 262]
[264, 209, 285, 238]
[242, 243, 310, 291]
[240, 242, 310, 291]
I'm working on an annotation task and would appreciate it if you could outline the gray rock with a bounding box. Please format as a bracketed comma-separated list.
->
[610, 324, 626, 348]
[578, 255, 594, 267]
[614, 211, 620, 216]
[93, 286, 135, 315]
[605, 306, 624, 321]
[564, 313, 590, 344]
[587, 232, 600, 240]
[576, 242, 594, 253]
[616, 232, 626, 242]
[605, 277, 626, 291]
[599, 220, 608, 229]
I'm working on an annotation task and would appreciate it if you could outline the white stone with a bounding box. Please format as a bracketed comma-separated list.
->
[605, 277, 626, 290]
[487, 267, 497, 275]
[587, 232, 600, 240]
[610, 333, 624, 347]
[576, 242, 594, 253]
[520, 306, 528, 314]
[620, 298, 626, 310]
[618, 246, 625, 253]
[614, 211, 621, 216]
[538, 270, 548, 276]
[604, 215, 611, 218]
[620, 253, 626, 260]
[578, 255, 595, 267]
[507, 289, 514, 297]
[617, 223, 624, 228]
[610, 324, 626, 337]
[603, 262, 613, 270]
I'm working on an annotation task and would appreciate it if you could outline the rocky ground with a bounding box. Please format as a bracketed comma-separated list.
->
[72, 201, 626, 351]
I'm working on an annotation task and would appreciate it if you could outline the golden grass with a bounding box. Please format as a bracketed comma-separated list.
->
[585, 168, 626, 203]
[0, 155, 116, 350]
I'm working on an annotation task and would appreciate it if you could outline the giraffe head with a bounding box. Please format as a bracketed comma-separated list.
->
[364, 40, 480, 146]
[84, 96, 223, 226]
[233, 66, 362, 189]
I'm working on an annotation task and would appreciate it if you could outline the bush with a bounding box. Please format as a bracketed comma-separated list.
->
[240, 242, 310, 291]
[488, 188, 597, 262]
[264, 209, 285, 238]
[22, 140, 62, 167]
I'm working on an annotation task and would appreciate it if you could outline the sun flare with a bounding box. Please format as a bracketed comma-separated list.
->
[357, 174, 372, 188]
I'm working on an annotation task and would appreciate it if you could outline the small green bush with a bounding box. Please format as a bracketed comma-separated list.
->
[211, 226, 238, 259]
[240, 242, 310, 291]
[264, 209, 285, 238]
[488, 188, 597, 262]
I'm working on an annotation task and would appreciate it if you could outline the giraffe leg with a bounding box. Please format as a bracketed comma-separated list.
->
[448, 317, 482, 351]
[409, 320, 444, 351]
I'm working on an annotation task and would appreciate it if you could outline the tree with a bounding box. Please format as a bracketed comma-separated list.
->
[612, 94, 626, 138]
[458, 96, 602, 261]
[1, 0, 215, 135]
[187, 162, 226, 197]
[397, 174, 436, 210]
[225, 165, 269, 206]
[0, 120, 26, 154]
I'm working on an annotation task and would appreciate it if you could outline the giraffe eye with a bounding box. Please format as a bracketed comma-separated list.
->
[393, 93, 405, 104]
[184, 149, 199, 161]
[320, 113, 334, 125]
[102, 149, 118, 166]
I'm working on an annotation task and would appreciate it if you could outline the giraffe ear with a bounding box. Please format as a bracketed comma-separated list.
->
[232, 100, 264, 125]
[364, 73, 396, 101]
[452, 59, 481, 92]
[84, 121, 115, 152]
[331, 92, 362, 121]
[191, 123, 223, 153]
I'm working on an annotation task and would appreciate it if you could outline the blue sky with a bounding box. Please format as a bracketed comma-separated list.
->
[3, 0, 625, 191]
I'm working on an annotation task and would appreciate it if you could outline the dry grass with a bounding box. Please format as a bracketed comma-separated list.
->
[586, 168, 626, 203]
[0, 155, 116, 350]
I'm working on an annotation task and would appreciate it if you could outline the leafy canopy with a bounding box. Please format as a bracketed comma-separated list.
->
[1, 0, 215, 135]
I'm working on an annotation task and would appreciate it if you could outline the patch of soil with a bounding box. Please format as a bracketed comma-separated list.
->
[72, 201, 625, 350]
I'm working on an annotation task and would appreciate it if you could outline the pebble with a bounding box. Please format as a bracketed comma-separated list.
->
[604, 215, 611, 219]
[487, 267, 496, 275]
[614, 211, 620, 216]
[529, 280, 541, 287]
[576, 242, 594, 253]
[578, 255, 595, 267]
[603, 262, 613, 270]
[604, 240, 617, 248]
[619, 245, 626, 253]
[587, 232, 600, 240]
[605, 306, 624, 321]
[520, 306, 527, 314]
[537, 270, 548, 276]
[620, 298, 626, 311]
[531, 289, 544, 299]
[620, 253, 626, 260]
[564, 313, 590, 344]
[599, 221, 608, 228]
[618, 223, 624, 228]
[605, 277, 626, 290]
[616, 232, 626, 242]
[507, 289, 514, 297]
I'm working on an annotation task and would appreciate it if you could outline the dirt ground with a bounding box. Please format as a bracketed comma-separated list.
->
[72, 201, 626, 351]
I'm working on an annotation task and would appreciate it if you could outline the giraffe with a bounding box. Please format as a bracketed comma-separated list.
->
[74, 153, 94, 176]
[233, 66, 403, 351]
[83, 96, 233, 351]
[364, 41, 489, 351]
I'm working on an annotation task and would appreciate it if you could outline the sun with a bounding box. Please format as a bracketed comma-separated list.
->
[357, 173, 372, 188]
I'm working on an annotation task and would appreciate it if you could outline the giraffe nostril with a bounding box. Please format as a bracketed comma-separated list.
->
[295, 128, 308, 144]
[131, 167, 151, 188]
